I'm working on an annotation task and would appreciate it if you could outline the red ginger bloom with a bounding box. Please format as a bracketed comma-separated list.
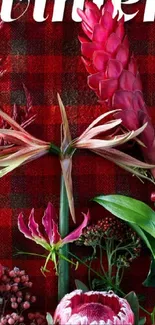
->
[54, 289, 134, 325]
[78, 0, 155, 174]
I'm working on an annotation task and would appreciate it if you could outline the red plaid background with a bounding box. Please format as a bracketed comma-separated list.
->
[0, 0, 155, 321]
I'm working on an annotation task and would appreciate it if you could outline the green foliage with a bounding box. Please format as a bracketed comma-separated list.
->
[46, 313, 54, 325]
[93, 195, 155, 258]
[143, 259, 155, 287]
[125, 292, 139, 325]
[75, 279, 89, 292]
[138, 317, 146, 325]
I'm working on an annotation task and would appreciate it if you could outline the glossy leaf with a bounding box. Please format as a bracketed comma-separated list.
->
[125, 292, 139, 325]
[93, 195, 155, 258]
[138, 317, 146, 325]
[46, 313, 54, 325]
[129, 224, 155, 258]
[93, 195, 155, 239]
[143, 259, 155, 287]
[75, 279, 89, 292]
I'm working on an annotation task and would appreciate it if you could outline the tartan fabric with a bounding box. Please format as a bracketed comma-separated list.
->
[0, 0, 155, 320]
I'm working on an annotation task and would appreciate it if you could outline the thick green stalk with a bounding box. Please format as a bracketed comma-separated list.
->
[58, 176, 69, 301]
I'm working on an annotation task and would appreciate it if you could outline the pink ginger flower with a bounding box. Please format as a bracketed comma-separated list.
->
[18, 202, 89, 273]
[54, 289, 134, 325]
[77, 0, 155, 177]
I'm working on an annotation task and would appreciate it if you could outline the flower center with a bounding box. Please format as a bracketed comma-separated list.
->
[75, 302, 116, 322]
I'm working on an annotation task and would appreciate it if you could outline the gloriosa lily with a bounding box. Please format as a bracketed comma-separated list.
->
[18, 202, 90, 274]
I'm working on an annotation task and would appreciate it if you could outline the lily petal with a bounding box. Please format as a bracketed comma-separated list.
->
[0, 146, 48, 178]
[78, 109, 121, 141]
[0, 109, 27, 132]
[62, 211, 90, 244]
[92, 148, 155, 169]
[28, 209, 44, 239]
[74, 123, 148, 149]
[18, 212, 33, 240]
[42, 202, 61, 245]
[57, 93, 72, 152]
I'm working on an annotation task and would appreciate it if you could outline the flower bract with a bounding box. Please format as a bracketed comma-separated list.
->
[54, 289, 134, 325]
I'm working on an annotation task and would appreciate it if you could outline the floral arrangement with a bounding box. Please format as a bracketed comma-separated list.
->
[1, 0, 155, 324]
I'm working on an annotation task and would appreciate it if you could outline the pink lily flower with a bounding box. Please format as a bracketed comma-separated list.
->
[18, 202, 89, 273]
[54, 289, 134, 325]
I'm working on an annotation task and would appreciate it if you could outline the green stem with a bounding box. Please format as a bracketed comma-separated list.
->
[58, 175, 69, 301]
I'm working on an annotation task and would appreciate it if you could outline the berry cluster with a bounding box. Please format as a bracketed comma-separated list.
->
[28, 312, 46, 325]
[77, 215, 141, 266]
[78, 215, 140, 246]
[0, 266, 46, 325]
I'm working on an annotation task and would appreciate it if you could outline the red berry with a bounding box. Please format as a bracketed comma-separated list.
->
[23, 301, 30, 309]
[31, 296, 36, 303]
[8, 318, 15, 324]
[11, 302, 18, 309]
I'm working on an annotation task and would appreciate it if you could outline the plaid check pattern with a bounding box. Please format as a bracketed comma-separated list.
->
[0, 0, 155, 320]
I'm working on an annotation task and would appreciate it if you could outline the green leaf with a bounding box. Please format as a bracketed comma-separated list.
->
[93, 195, 155, 255]
[46, 313, 54, 325]
[125, 292, 139, 325]
[129, 224, 155, 258]
[138, 317, 146, 325]
[143, 258, 155, 287]
[75, 279, 89, 292]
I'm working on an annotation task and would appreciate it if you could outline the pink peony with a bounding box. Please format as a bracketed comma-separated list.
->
[54, 289, 134, 325]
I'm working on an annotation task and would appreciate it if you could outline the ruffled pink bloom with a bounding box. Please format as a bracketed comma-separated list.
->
[18, 203, 89, 267]
[54, 289, 134, 325]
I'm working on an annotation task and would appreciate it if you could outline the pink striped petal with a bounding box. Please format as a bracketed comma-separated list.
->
[62, 211, 90, 244]
[42, 202, 61, 245]
[28, 209, 44, 239]
[18, 213, 33, 240]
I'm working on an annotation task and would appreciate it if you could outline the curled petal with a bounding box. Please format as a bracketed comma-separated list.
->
[62, 211, 90, 244]
[92, 148, 155, 169]
[42, 202, 61, 245]
[28, 209, 44, 239]
[18, 210, 51, 251]
[92, 148, 155, 184]
[18, 213, 33, 240]
[77, 110, 121, 142]
[0, 146, 48, 178]
[74, 123, 148, 149]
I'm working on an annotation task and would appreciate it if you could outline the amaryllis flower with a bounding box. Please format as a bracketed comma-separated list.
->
[18, 202, 89, 273]
[0, 109, 51, 177]
[54, 289, 134, 325]
[78, 0, 155, 177]
[71, 110, 155, 183]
